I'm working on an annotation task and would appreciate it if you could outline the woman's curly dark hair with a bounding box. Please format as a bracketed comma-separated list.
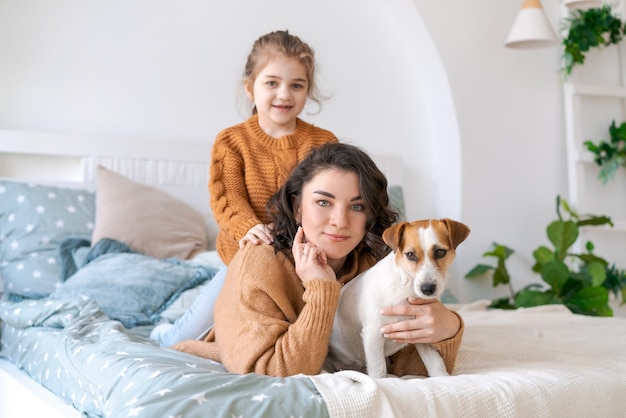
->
[267, 143, 399, 261]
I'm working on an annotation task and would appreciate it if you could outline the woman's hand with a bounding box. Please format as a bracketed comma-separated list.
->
[292, 226, 335, 283]
[239, 223, 274, 249]
[379, 298, 460, 344]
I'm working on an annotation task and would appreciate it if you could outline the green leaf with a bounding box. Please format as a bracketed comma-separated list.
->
[532, 246, 554, 265]
[467, 243, 514, 287]
[564, 286, 612, 316]
[577, 215, 614, 227]
[583, 140, 599, 153]
[539, 259, 570, 294]
[547, 220, 578, 259]
[465, 264, 493, 278]
[493, 264, 510, 287]
[483, 244, 514, 259]
[488, 297, 516, 310]
[514, 289, 559, 308]
[603, 264, 626, 299]
[586, 261, 607, 287]
[559, 196, 577, 219]
[560, 276, 585, 298]
[584, 119, 626, 183]
[531, 245, 554, 273]
[575, 252, 608, 267]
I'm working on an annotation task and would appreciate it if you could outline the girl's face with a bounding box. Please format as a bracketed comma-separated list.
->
[296, 168, 368, 272]
[246, 54, 308, 138]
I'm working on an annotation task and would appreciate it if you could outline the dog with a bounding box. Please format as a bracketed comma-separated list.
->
[325, 218, 470, 378]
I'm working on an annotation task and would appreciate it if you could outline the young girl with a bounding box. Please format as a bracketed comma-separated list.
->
[171, 143, 464, 377]
[151, 30, 338, 347]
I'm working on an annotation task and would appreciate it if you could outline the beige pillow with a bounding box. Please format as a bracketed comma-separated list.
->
[92, 165, 209, 259]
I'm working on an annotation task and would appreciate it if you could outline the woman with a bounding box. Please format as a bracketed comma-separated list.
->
[172, 143, 464, 377]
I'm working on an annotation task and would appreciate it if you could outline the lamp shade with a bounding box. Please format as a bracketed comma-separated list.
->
[505, 0, 558, 48]
[563, 0, 602, 9]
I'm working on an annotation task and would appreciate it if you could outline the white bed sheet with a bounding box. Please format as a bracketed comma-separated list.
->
[310, 301, 626, 418]
[0, 358, 81, 418]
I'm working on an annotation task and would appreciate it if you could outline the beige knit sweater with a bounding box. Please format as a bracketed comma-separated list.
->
[208, 114, 338, 264]
[172, 243, 464, 378]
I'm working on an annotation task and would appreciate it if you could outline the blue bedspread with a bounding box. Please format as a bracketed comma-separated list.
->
[0, 240, 328, 417]
[0, 296, 328, 417]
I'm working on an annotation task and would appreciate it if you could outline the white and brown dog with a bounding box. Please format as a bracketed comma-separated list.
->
[325, 218, 470, 378]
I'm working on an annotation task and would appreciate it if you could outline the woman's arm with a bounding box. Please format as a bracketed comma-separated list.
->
[381, 299, 464, 376]
[214, 245, 342, 377]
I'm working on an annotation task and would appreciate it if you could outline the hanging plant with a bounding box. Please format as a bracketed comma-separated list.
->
[583, 120, 626, 183]
[562, 5, 625, 76]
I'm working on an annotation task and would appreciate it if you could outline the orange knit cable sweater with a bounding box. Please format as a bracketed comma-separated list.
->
[171, 243, 465, 378]
[209, 114, 338, 264]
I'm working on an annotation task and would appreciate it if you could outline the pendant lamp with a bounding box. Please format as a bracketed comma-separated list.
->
[505, 0, 558, 48]
[563, 0, 602, 9]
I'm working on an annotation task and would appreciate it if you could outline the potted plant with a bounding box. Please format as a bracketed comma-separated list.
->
[584, 120, 626, 183]
[562, 4, 625, 76]
[465, 196, 625, 316]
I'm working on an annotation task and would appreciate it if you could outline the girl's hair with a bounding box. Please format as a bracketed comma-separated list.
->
[268, 143, 399, 261]
[243, 30, 325, 115]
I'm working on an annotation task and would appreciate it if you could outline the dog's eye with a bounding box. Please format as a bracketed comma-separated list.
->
[404, 251, 418, 262]
[434, 249, 447, 259]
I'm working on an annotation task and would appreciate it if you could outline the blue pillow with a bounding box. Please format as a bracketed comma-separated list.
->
[50, 248, 217, 328]
[388, 186, 406, 221]
[0, 180, 95, 299]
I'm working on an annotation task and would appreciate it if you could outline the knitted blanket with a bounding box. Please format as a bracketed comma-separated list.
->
[310, 300, 626, 418]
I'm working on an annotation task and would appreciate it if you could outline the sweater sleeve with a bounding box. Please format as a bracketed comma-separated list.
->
[214, 246, 342, 377]
[388, 310, 465, 376]
[209, 135, 260, 243]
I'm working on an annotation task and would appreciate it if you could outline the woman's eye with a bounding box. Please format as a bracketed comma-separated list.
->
[266, 81, 277, 87]
[317, 200, 330, 207]
[434, 249, 447, 259]
[351, 204, 364, 212]
[405, 251, 418, 262]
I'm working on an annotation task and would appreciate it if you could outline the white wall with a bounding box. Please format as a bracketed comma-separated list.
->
[0, 0, 575, 302]
[414, 0, 569, 301]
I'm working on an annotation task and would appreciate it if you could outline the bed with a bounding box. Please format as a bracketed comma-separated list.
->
[1, 129, 626, 418]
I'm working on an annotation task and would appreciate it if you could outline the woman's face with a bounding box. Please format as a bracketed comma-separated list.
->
[296, 168, 368, 270]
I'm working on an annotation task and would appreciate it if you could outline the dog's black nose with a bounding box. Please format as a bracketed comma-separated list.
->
[421, 283, 437, 296]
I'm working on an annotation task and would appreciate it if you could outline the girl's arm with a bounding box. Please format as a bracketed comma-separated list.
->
[209, 144, 260, 242]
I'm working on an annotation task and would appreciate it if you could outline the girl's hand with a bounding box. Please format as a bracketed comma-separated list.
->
[379, 298, 460, 344]
[292, 226, 335, 283]
[239, 223, 274, 249]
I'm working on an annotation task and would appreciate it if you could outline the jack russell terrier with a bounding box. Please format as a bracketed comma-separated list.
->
[325, 218, 470, 378]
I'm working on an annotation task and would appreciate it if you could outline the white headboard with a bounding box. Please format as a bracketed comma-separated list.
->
[0, 128, 403, 191]
[0, 129, 213, 217]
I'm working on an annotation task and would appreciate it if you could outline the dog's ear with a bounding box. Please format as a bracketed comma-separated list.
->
[382, 222, 409, 251]
[442, 218, 470, 249]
